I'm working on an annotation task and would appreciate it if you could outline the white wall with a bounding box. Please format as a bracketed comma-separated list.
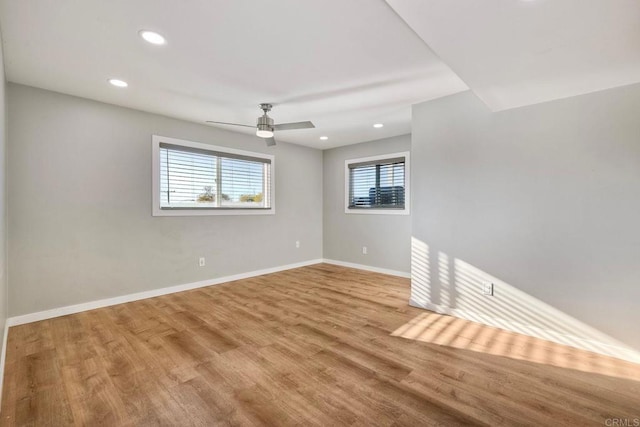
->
[7, 84, 323, 317]
[411, 87, 640, 362]
[323, 134, 411, 273]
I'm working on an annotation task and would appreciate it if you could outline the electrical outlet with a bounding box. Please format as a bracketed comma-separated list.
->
[362, 246, 368, 255]
[483, 282, 494, 296]
[199, 257, 205, 267]
[295, 240, 300, 249]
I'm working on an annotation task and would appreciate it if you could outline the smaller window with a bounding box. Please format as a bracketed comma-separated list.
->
[345, 151, 410, 215]
[152, 136, 275, 216]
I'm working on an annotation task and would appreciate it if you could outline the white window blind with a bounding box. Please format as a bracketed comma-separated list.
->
[159, 142, 271, 210]
[348, 156, 405, 209]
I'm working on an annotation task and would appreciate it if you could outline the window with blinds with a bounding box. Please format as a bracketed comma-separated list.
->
[345, 152, 409, 214]
[153, 136, 274, 216]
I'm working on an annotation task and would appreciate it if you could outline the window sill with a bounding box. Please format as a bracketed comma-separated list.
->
[152, 207, 275, 217]
[344, 208, 410, 216]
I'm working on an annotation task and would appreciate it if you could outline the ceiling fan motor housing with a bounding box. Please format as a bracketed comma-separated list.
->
[257, 113, 274, 133]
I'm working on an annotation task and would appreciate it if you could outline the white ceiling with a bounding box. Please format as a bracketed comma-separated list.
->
[385, 0, 640, 111]
[2, 1, 639, 148]
[0, 0, 467, 149]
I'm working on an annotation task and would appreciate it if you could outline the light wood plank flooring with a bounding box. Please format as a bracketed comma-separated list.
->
[1, 264, 639, 426]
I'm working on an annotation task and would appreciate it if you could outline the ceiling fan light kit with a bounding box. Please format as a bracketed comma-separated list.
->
[207, 103, 315, 146]
[256, 127, 274, 138]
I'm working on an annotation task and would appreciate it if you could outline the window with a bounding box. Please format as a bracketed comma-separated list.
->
[345, 151, 410, 215]
[152, 135, 274, 216]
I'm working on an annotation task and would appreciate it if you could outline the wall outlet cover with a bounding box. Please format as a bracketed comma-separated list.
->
[483, 282, 494, 296]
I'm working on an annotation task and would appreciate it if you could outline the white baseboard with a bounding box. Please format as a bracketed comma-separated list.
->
[6, 259, 324, 327]
[5, 258, 408, 328]
[410, 297, 640, 364]
[0, 321, 9, 405]
[322, 258, 410, 278]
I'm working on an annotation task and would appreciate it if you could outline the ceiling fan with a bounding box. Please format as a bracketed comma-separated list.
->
[206, 103, 315, 146]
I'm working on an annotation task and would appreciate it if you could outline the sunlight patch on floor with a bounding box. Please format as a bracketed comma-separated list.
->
[391, 310, 640, 381]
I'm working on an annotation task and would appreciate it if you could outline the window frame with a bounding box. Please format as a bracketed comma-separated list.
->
[344, 151, 410, 215]
[152, 135, 275, 216]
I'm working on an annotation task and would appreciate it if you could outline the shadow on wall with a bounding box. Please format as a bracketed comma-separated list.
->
[407, 237, 640, 365]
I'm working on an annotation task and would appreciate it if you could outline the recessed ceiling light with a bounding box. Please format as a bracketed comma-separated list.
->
[139, 30, 166, 45]
[108, 78, 128, 88]
[373, 123, 384, 128]
[320, 136, 328, 140]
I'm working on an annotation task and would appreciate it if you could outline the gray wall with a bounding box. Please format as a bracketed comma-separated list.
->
[0, 30, 7, 357]
[323, 134, 411, 273]
[411, 87, 640, 360]
[7, 84, 323, 316]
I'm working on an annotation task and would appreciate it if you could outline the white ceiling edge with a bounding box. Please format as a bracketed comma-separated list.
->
[480, 70, 640, 113]
[385, 0, 640, 112]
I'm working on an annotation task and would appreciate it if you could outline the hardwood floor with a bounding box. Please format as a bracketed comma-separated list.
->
[1, 263, 639, 426]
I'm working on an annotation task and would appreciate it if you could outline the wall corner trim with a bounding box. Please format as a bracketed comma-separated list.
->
[6, 259, 324, 327]
[322, 258, 410, 278]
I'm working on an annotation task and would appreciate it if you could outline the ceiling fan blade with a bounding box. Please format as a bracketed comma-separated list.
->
[273, 121, 315, 131]
[206, 121, 255, 128]
[265, 137, 276, 147]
